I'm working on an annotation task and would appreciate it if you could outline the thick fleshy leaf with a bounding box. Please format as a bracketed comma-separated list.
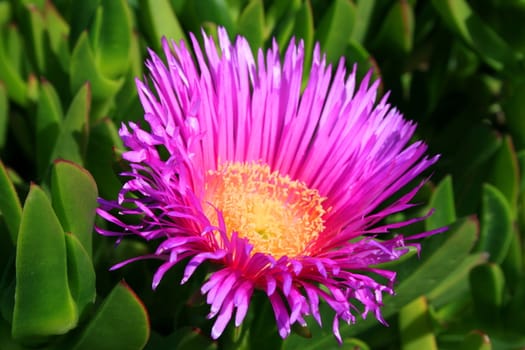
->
[477, 184, 513, 264]
[92, 0, 132, 78]
[351, 0, 376, 42]
[504, 81, 525, 151]
[425, 175, 456, 231]
[0, 82, 7, 149]
[139, 0, 186, 52]
[469, 263, 505, 327]
[459, 331, 492, 350]
[501, 228, 523, 292]
[25, 3, 46, 73]
[371, 1, 414, 58]
[269, 0, 301, 51]
[70, 32, 123, 105]
[51, 83, 90, 166]
[43, 1, 69, 61]
[36, 80, 63, 177]
[314, 0, 356, 64]
[427, 252, 487, 307]
[431, 0, 518, 71]
[65, 233, 96, 318]
[12, 185, 77, 342]
[398, 297, 437, 350]
[284, 218, 478, 348]
[292, 0, 314, 75]
[0, 161, 22, 244]
[341, 218, 476, 336]
[70, 282, 149, 350]
[237, 0, 264, 53]
[487, 136, 519, 216]
[51, 160, 98, 256]
[0, 27, 28, 105]
[85, 118, 123, 199]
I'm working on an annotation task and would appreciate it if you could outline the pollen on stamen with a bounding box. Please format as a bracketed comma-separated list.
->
[204, 162, 327, 258]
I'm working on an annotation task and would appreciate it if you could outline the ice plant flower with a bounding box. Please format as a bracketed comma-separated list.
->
[97, 28, 442, 342]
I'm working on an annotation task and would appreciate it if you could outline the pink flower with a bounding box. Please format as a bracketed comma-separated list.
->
[97, 28, 442, 343]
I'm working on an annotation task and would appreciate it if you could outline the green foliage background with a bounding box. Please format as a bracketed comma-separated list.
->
[0, 0, 524, 349]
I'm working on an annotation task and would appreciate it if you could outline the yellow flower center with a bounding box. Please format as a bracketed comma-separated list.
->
[204, 162, 327, 258]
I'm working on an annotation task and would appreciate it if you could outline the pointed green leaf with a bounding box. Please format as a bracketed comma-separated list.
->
[427, 252, 487, 306]
[426, 175, 456, 231]
[487, 136, 519, 214]
[51, 160, 98, 256]
[460, 331, 492, 350]
[70, 282, 149, 350]
[0, 2, 11, 27]
[139, 0, 186, 52]
[431, 0, 519, 71]
[25, 3, 46, 73]
[351, 0, 376, 43]
[470, 263, 505, 327]
[93, 0, 132, 78]
[0, 28, 28, 105]
[292, 0, 314, 76]
[65, 233, 96, 318]
[371, 1, 414, 58]
[347, 217, 477, 336]
[70, 32, 122, 103]
[85, 118, 123, 199]
[283, 219, 477, 349]
[237, 0, 264, 53]
[36, 80, 63, 177]
[478, 184, 513, 263]
[0, 82, 7, 149]
[399, 297, 437, 350]
[501, 228, 522, 292]
[315, 0, 356, 64]
[0, 161, 22, 244]
[52, 83, 90, 166]
[13, 185, 77, 342]
[271, 0, 301, 51]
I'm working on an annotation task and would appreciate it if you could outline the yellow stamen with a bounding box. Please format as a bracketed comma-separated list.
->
[204, 162, 326, 257]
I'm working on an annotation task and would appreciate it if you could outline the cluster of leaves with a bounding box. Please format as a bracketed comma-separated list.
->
[0, 0, 524, 349]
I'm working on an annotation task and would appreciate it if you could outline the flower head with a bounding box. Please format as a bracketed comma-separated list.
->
[97, 28, 441, 342]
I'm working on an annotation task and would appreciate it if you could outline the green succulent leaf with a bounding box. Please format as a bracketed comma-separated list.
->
[469, 263, 505, 327]
[92, 0, 132, 79]
[460, 331, 492, 350]
[139, 0, 187, 52]
[70, 31, 123, 111]
[478, 184, 513, 264]
[65, 233, 96, 318]
[315, 0, 356, 64]
[371, 1, 415, 58]
[426, 175, 456, 231]
[0, 27, 28, 105]
[51, 83, 90, 166]
[85, 118, 123, 199]
[487, 136, 519, 216]
[0, 161, 22, 244]
[70, 282, 149, 350]
[0, 81, 7, 149]
[36, 80, 63, 178]
[399, 297, 437, 350]
[237, 0, 264, 53]
[284, 217, 478, 348]
[51, 160, 98, 256]
[432, 0, 519, 72]
[13, 185, 77, 343]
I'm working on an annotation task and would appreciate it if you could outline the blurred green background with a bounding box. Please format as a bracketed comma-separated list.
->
[1, 0, 525, 349]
